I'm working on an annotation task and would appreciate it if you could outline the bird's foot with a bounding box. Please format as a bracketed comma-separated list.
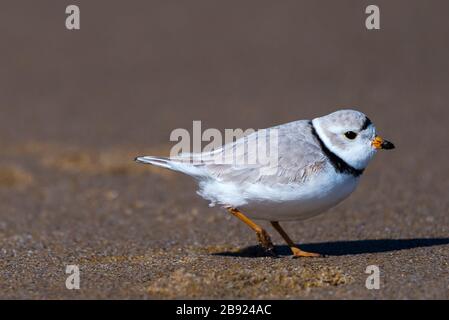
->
[257, 229, 277, 257]
[291, 246, 322, 258]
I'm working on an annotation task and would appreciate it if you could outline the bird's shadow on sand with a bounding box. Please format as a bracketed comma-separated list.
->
[212, 238, 449, 257]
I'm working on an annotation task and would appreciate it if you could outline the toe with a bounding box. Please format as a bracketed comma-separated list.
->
[291, 247, 322, 258]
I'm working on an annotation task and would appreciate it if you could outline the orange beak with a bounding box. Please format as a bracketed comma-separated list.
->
[372, 135, 395, 150]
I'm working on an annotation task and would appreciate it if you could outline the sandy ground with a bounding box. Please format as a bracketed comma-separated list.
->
[0, 1, 448, 299]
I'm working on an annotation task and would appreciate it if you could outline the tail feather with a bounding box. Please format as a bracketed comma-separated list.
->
[135, 155, 206, 178]
[134, 156, 173, 169]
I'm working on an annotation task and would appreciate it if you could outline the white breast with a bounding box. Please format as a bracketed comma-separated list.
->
[198, 164, 360, 221]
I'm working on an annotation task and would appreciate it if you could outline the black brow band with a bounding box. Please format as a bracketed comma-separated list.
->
[309, 121, 364, 177]
[361, 117, 372, 131]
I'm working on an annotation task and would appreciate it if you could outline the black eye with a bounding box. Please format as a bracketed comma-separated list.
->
[344, 131, 357, 140]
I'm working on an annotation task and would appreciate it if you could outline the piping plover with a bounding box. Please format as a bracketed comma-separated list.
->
[136, 109, 395, 257]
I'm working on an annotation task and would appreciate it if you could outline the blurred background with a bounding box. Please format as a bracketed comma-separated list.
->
[1, 0, 448, 147]
[0, 1, 448, 299]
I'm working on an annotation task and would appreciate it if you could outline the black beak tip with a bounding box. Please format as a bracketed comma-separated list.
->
[381, 140, 395, 150]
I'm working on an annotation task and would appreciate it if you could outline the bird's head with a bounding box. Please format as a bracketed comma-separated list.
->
[312, 109, 395, 171]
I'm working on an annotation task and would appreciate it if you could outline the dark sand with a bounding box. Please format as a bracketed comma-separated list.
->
[0, 1, 448, 299]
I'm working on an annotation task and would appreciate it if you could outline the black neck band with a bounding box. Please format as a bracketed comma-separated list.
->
[310, 121, 364, 177]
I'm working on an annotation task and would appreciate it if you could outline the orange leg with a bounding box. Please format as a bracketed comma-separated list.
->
[227, 208, 275, 255]
[270, 221, 321, 258]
